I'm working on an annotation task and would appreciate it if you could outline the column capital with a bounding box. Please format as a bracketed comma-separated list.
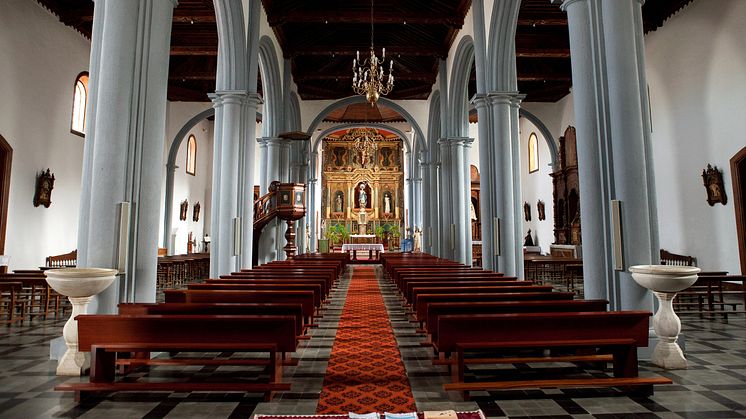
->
[244, 92, 263, 107]
[209, 90, 249, 106]
[471, 93, 490, 109]
[487, 91, 525, 106]
[443, 137, 475, 147]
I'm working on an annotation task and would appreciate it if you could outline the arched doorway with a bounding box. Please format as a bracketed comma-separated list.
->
[731, 147, 746, 274]
[0, 135, 11, 271]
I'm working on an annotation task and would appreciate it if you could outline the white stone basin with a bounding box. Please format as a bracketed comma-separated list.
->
[629, 264, 700, 293]
[44, 268, 118, 298]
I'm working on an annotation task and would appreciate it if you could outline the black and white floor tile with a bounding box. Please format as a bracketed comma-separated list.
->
[0, 266, 744, 418]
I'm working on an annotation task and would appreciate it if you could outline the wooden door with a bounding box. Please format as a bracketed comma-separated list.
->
[731, 147, 746, 274]
[0, 135, 11, 272]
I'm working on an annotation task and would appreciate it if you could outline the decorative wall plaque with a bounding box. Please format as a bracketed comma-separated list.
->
[179, 199, 189, 221]
[702, 164, 727, 206]
[33, 169, 55, 208]
[192, 202, 201, 222]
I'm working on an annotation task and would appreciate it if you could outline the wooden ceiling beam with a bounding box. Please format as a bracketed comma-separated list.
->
[517, 16, 568, 26]
[515, 48, 570, 58]
[517, 73, 571, 82]
[295, 72, 436, 83]
[268, 11, 463, 27]
[55, 7, 216, 24]
[170, 46, 218, 56]
[288, 46, 447, 58]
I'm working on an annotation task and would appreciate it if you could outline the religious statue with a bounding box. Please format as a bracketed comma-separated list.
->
[413, 227, 422, 252]
[358, 183, 367, 208]
[470, 198, 478, 221]
[335, 192, 343, 213]
[523, 229, 534, 247]
[384, 192, 392, 214]
[33, 168, 55, 208]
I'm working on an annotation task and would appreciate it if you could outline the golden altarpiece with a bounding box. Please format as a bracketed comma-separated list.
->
[321, 128, 404, 243]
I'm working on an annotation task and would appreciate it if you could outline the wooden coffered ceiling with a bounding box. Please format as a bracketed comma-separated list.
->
[35, 0, 695, 104]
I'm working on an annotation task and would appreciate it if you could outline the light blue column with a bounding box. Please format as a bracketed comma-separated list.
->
[239, 94, 262, 269]
[78, 0, 176, 313]
[438, 139, 454, 260]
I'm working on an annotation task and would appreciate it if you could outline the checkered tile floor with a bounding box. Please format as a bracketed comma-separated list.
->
[1, 266, 745, 418]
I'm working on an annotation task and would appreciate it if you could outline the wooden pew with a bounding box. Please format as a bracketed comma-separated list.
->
[55, 314, 296, 401]
[402, 279, 526, 303]
[436, 311, 670, 398]
[410, 285, 554, 307]
[163, 289, 316, 325]
[118, 303, 305, 337]
[424, 299, 609, 347]
[187, 283, 323, 308]
[415, 291, 576, 324]
[212, 277, 330, 300]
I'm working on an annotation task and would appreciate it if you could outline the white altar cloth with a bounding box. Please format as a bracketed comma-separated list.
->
[341, 243, 385, 252]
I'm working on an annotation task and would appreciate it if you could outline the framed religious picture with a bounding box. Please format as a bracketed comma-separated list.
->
[33, 168, 55, 208]
[702, 164, 727, 206]
[179, 199, 189, 221]
[192, 201, 201, 222]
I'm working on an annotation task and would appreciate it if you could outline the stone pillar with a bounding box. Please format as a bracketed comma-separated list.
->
[209, 91, 248, 277]
[77, 0, 176, 313]
[257, 138, 269, 194]
[239, 94, 262, 269]
[419, 151, 432, 253]
[601, 0, 658, 311]
[430, 152, 442, 257]
[479, 92, 523, 276]
[413, 177, 423, 229]
[558, 0, 655, 311]
[448, 137, 474, 266]
[438, 139, 454, 260]
[472, 95, 494, 269]
[258, 137, 292, 263]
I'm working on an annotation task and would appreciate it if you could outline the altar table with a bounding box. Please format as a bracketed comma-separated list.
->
[349, 234, 377, 244]
[341, 243, 385, 260]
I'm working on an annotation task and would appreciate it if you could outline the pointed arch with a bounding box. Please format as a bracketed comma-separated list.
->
[0, 135, 11, 258]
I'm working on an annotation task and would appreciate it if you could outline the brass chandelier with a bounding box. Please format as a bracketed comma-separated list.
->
[352, 0, 394, 105]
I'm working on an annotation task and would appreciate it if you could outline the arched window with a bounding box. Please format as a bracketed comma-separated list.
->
[186, 135, 197, 175]
[70, 72, 89, 136]
[528, 132, 539, 174]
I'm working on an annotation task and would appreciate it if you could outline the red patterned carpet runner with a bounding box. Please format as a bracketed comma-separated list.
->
[316, 265, 417, 414]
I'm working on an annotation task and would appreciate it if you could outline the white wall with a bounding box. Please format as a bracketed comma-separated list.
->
[520, 118, 554, 254]
[0, 0, 90, 270]
[645, 0, 746, 273]
[161, 102, 214, 255]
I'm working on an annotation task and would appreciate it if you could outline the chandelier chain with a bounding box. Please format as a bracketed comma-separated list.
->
[352, 0, 394, 105]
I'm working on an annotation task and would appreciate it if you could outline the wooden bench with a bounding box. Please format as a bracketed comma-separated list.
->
[410, 285, 554, 307]
[415, 291, 576, 323]
[187, 283, 323, 308]
[46, 250, 77, 268]
[402, 280, 530, 304]
[213, 277, 331, 300]
[55, 314, 296, 402]
[436, 311, 670, 399]
[163, 289, 316, 325]
[424, 299, 609, 345]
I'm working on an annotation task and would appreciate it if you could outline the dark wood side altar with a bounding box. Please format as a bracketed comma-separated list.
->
[551, 126, 581, 246]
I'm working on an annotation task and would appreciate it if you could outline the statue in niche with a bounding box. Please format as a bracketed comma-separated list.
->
[358, 183, 367, 208]
[334, 191, 344, 213]
[383, 192, 392, 214]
